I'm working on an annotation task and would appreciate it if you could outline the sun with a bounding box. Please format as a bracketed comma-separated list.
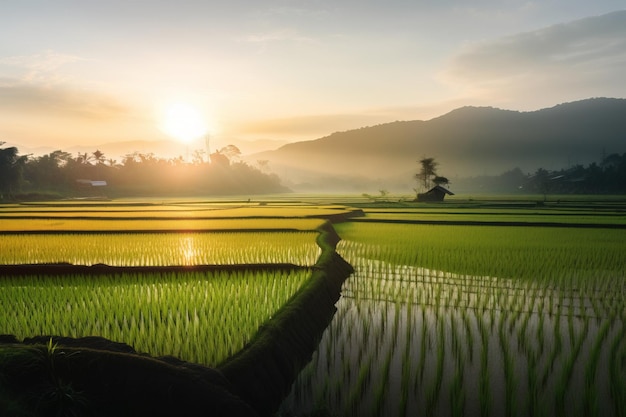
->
[161, 102, 208, 143]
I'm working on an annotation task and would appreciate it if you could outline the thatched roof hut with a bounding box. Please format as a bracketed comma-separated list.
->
[416, 185, 454, 202]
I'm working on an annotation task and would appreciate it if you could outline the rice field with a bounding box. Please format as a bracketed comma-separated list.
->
[0, 201, 334, 368]
[0, 205, 352, 219]
[3, 198, 626, 416]
[279, 220, 626, 417]
[0, 217, 326, 232]
[333, 222, 626, 281]
[0, 232, 320, 266]
[0, 269, 312, 366]
[360, 211, 626, 225]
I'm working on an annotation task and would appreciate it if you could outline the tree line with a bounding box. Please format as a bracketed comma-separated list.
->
[523, 152, 626, 196]
[453, 152, 626, 196]
[0, 142, 288, 201]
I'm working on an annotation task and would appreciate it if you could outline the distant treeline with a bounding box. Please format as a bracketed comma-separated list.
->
[0, 144, 288, 200]
[456, 152, 626, 195]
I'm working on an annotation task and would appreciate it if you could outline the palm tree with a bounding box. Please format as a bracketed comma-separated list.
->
[92, 150, 105, 165]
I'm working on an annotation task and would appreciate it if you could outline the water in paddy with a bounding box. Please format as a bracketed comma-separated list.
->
[278, 260, 626, 417]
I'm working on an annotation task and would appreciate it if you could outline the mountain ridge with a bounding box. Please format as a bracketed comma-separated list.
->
[250, 98, 626, 191]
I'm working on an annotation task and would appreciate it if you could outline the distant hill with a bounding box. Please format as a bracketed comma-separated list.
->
[250, 98, 626, 192]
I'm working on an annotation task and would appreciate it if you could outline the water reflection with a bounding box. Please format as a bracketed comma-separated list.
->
[279, 260, 625, 417]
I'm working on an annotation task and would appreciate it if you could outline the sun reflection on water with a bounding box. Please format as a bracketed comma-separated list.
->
[179, 235, 197, 265]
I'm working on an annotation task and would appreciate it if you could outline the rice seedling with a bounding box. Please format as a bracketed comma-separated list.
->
[0, 269, 311, 366]
[0, 232, 320, 266]
[0, 217, 326, 233]
[280, 220, 626, 417]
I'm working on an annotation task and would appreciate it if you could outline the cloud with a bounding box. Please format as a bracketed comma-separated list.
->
[0, 50, 86, 84]
[0, 80, 129, 121]
[441, 11, 626, 98]
[241, 28, 317, 45]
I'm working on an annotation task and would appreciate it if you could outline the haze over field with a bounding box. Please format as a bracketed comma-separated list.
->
[1, 1, 625, 161]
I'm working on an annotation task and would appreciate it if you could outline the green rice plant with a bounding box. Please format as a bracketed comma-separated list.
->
[555, 315, 590, 416]
[335, 223, 626, 282]
[0, 232, 320, 266]
[425, 317, 446, 416]
[498, 313, 515, 417]
[282, 219, 626, 417]
[583, 317, 613, 417]
[372, 346, 393, 417]
[0, 202, 355, 219]
[0, 269, 311, 366]
[609, 320, 626, 417]
[398, 301, 414, 417]
[0, 218, 326, 233]
[479, 313, 491, 417]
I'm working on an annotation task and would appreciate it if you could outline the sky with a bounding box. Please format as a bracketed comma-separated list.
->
[1, 1, 625, 157]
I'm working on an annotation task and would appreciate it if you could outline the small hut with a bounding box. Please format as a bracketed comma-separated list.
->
[75, 179, 108, 199]
[416, 185, 454, 202]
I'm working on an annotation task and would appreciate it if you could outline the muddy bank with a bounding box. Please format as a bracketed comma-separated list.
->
[0, 336, 257, 417]
[217, 221, 353, 416]
[0, 262, 304, 277]
[219, 253, 352, 416]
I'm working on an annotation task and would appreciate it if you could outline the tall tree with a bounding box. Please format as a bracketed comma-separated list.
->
[92, 150, 105, 165]
[0, 143, 27, 200]
[23, 150, 72, 190]
[414, 157, 439, 193]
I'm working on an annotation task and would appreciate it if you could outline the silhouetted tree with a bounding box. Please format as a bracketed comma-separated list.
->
[209, 150, 230, 167]
[0, 143, 27, 200]
[77, 152, 92, 165]
[219, 145, 241, 161]
[23, 150, 72, 191]
[191, 149, 206, 165]
[257, 159, 270, 172]
[528, 168, 551, 200]
[92, 150, 105, 165]
[433, 176, 450, 187]
[414, 157, 440, 196]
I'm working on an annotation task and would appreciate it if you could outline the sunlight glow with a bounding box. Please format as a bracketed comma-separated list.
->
[162, 102, 208, 143]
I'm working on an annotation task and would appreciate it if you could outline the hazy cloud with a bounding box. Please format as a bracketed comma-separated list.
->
[441, 11, 626, 93]
[0, 50, 86, 84]
[0, 80, 128, 121]
[241, 28, 317, 45]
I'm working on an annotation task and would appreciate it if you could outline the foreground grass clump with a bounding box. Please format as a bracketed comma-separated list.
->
[280, 221, 626, 417]
[0, 232, 320, 266]
[0, 269, 311, 366]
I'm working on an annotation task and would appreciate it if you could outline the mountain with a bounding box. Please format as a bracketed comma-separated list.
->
[250, 98, 626, 192]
